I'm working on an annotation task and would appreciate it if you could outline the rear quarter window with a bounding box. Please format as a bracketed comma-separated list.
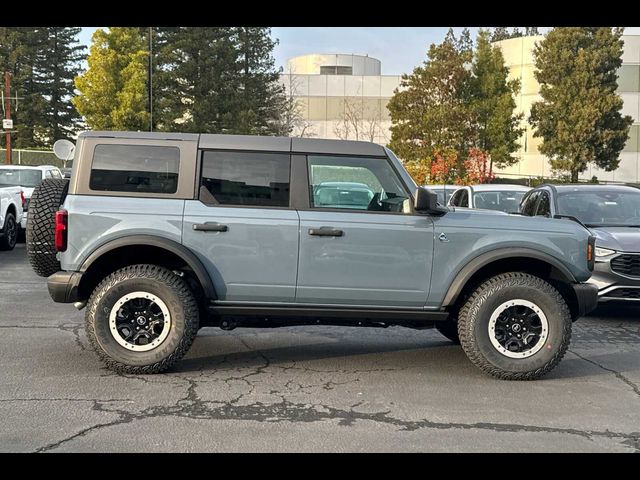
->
[90, 144, 180, 194]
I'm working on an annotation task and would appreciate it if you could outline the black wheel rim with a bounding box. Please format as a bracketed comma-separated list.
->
[488, 300, 549, 358]
[6, 216, 16, 247]
[109, 292, 171, 351]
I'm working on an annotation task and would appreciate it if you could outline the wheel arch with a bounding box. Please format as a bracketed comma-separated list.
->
[77, 235, 216, 301]
[442, 248, 580, 319]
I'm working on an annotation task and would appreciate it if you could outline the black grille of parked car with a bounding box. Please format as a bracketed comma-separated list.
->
[606, 288, 640, 299]
[611, 254, 640, 277]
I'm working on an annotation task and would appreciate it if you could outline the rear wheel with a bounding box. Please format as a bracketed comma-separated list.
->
[458, 272, 571, 380]
[85, 264, 200, 374]
[0, 212, 18, 250]
[26, 178, 69, 277]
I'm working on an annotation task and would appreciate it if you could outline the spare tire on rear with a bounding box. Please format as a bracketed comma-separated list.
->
[26, 178, 69, 277]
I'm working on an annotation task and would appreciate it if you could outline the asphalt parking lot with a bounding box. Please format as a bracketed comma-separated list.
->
[1, 243, 639, 452]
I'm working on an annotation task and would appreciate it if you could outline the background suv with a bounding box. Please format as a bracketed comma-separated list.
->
[520, 184, 640, 302]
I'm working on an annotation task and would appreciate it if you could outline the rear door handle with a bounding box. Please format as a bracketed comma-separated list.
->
[308, 227, 343, 237]
[192, 222, 228, 232]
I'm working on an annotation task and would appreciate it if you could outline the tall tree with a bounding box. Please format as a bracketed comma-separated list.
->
[36, 28, 86, 142]
[0, 28, 47, 148]
[153, 27, 239, 133]
[470, 29, 524, 170]
[232, 27, 287, 135]
[529, 27, 632, 181]
[387, 28, 475, 165]
[73, 28, 150, 131]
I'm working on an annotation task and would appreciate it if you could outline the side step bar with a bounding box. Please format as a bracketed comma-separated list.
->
[208, 304, 449, 322]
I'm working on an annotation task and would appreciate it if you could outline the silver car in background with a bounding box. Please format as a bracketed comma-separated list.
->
[520, 184, 640, 302]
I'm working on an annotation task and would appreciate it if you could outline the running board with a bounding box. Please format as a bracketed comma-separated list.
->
[208, 304, 449, 322]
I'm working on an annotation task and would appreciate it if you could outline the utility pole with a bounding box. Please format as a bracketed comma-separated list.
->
[4, 72, 12, 165]
[148, 26, 153, 132]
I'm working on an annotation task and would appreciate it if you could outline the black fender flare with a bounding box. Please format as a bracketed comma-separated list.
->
[79, 235, 217, 300]
[441, 247, 577, 306]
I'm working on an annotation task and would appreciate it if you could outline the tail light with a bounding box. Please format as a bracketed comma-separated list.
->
[587, 235, 596, 271]
[54, 209, 68, 252]
[20, 190, 25, 210]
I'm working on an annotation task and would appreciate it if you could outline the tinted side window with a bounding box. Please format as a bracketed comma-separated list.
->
[307, 155, 410, 213]
[90, 144, 180, 194]
[450, 190, 462, 206]
[536, 192, 551, 217]
[200, 151, 290, 207]
[521, 191, 540, 216]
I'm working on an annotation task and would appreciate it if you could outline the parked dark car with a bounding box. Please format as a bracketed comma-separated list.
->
[520, 184, 640, 302]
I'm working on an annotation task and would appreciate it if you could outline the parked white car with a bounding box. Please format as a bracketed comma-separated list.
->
[0, 165, 63, 230]
[448, 184, 531, 213]
[0, 186, 24, 250]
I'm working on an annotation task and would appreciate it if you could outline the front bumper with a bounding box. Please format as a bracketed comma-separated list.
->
[572, 283, 599, 317]
[47, 271, 83, 303]
[588, 256, 640, 302]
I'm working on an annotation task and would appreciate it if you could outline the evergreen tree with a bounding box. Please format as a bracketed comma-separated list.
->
[73, 27, 150, 131]
[387, 28, 475, 164]
[153, 27, 238, 133]
[490, 27, 512, 42]
[154, 27, 286, 135]
[529, 27, 632, 181]
[470, 29, 524, 169]
[36, 27, 85, 142]
[232, 27, 287, 135]
[0, 28, 47, 148]
[525, 27, 541, 36]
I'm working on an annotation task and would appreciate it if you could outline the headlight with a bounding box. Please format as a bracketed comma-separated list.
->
[595, 247, 616, 258]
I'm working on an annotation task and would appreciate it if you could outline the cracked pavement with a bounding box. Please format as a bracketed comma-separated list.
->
[1, 244, 639, 452]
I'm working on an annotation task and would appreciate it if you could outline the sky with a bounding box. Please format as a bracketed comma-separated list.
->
[78, 27, 640, 76]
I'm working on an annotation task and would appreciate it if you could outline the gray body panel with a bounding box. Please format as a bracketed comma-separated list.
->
[60, 196, 184, 272]
[425, 210, 593, 307]
[182, 202, 300, 303]
[296, 210, 434, 307]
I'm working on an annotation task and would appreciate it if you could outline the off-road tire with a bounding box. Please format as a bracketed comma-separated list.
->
[26, 178, 69, 277]
[85, 264, 200, 374]
[458, 272, 571, 381]
[435, 320, 460, 344]
[0, 212, 18, 250]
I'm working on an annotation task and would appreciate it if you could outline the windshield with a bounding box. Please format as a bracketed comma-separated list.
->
[473, 191, 526, 213]
[557, 190, 640, 227]
[0, 169, 42, 188]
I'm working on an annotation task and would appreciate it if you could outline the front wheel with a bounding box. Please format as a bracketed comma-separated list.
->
[458, 272, 571, 381]
[85, 264, 200, 374]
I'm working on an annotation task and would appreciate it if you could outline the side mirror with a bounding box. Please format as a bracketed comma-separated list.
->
[414, 187, 448, 215]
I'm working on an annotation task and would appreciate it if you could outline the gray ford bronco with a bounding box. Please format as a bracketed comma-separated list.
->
[26, 131, 598, 380]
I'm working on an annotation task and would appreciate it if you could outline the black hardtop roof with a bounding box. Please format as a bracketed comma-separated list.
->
[78, 131, 387, 157]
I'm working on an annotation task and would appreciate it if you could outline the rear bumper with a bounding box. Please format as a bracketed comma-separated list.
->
[47, 271, 82, 303]
[20, 212, 27, 229]
[572, 283, 599, 317]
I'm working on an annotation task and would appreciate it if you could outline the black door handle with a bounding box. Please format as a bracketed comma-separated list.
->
[308, 227, 343, 237]
[193, 222, 228, 232]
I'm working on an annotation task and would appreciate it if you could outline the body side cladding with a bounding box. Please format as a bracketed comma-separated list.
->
[441, 247, 578, 307]
[79, 235, 216, 300]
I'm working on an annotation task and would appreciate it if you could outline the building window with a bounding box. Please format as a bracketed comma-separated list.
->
[320, 66, 353, 76]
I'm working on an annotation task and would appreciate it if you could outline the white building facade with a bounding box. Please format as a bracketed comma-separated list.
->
[493, 35, 640, 182]
[279, 54, 401, 145]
